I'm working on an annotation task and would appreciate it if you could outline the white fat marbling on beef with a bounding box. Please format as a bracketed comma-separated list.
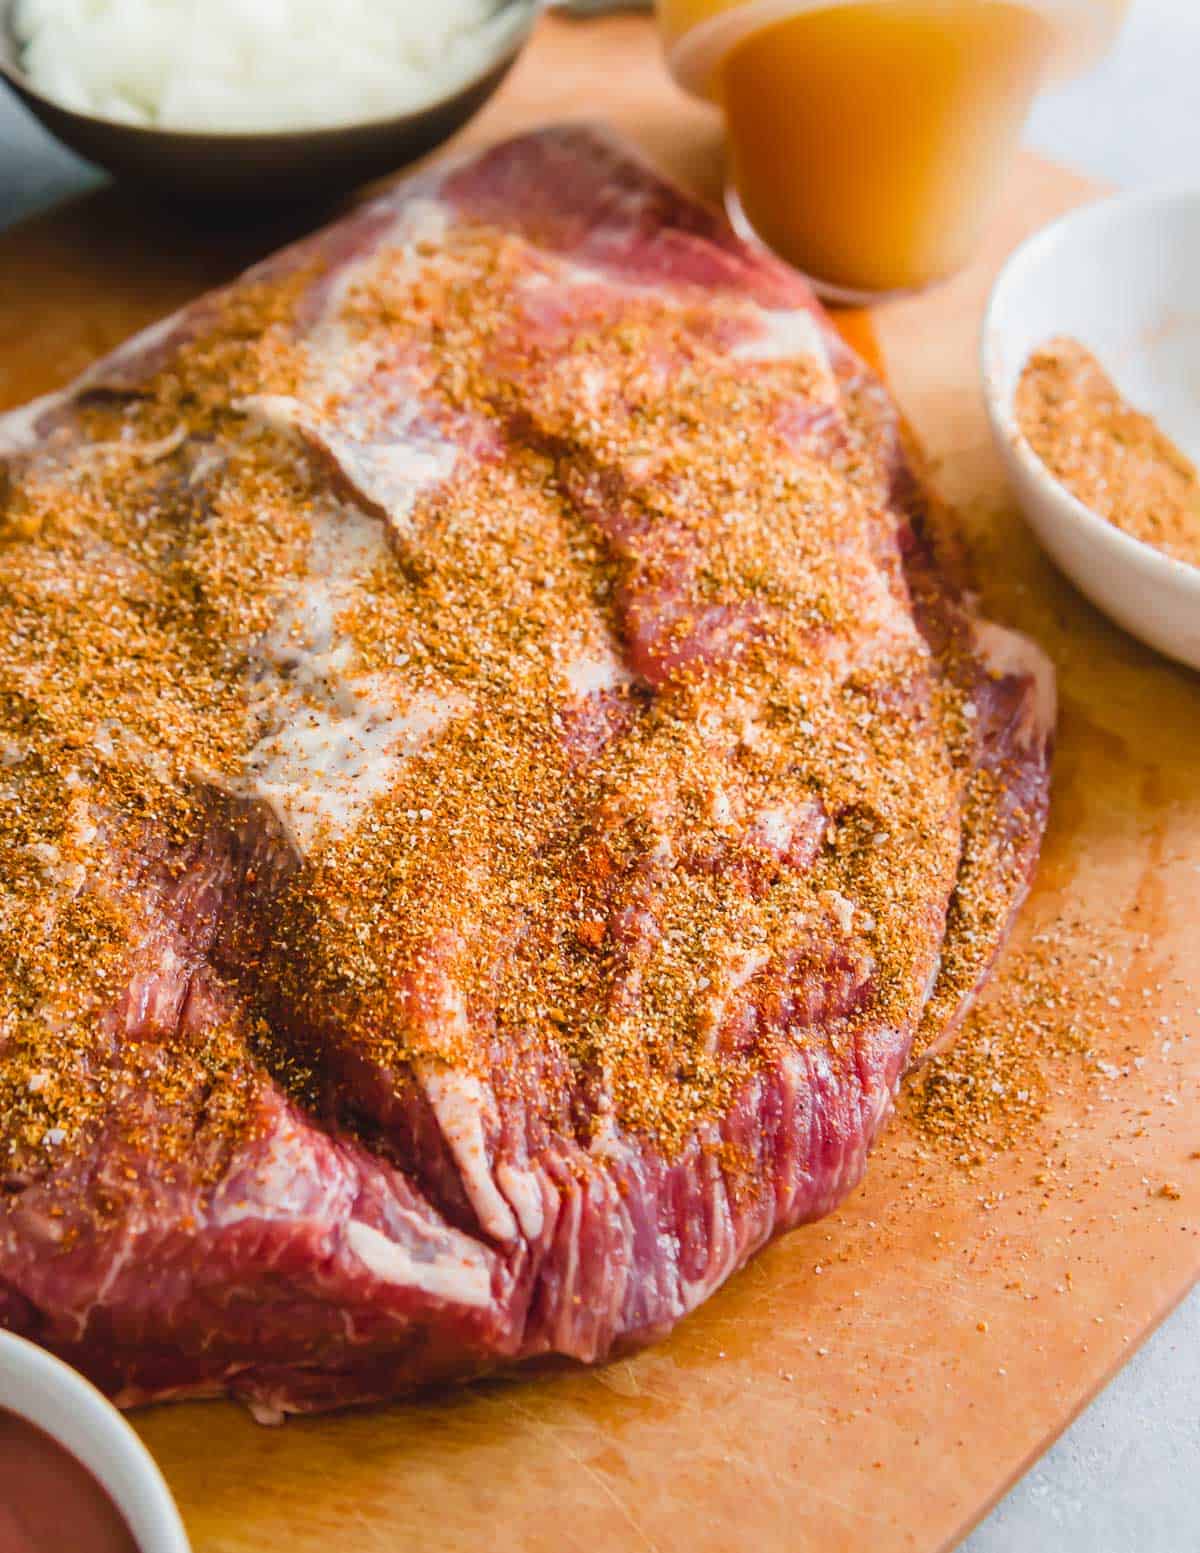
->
[71, 424, 189, 467]
[973, 618, 1059, 747]
[708, 785, 734, 827]
[495, 1160, 545, 1242]
[386, 195, 452, 248]
[318, 198, 450, 331]
[323, 430, 459, 529]
[825, 890, 857, 935]
[344, 1220, 491, 1309]
[241, 683, 459, 852]
[824, 559, 927, 680]
[564, 644, 631, 699]
[237, 497, 464, 851]
[230, 393, 309, 442]
[753, 804, 797, 854]
[0, 311, 208, 455]
[240, 392, 460, 535]
[417, 1062, 518, 1245]
[210, 1115, 349, 1228]
[678, 1160, 740, 1310]
[734, 307, 830, 366]
[301, 196, 451, 374]
[519, 254, 649, 302]
[238, 205, 462, 527]
[695, 943, 773, 1057]
[230, 378, 464, 854]
[0, 387, 71, 456]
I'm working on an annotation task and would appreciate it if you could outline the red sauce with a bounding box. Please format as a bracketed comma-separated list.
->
[0, 1409, 139, 1553]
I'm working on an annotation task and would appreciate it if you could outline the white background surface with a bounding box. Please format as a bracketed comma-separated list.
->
[0, 3, 1197, 1548]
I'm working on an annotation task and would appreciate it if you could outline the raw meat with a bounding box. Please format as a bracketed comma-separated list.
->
[0, 127, 1053, 1420]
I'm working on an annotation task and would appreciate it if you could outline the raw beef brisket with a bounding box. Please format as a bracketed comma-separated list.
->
[0, 127, 1053, 1419]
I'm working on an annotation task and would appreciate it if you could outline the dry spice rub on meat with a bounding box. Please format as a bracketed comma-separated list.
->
[0, 128, 1053, 1419]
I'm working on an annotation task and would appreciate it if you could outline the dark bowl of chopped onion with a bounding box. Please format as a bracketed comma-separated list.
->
[0, 0, 539, 203]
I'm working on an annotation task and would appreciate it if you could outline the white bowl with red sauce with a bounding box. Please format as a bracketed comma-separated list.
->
[982, 188, 1200, 672]
[0, 1330, 190, 1552]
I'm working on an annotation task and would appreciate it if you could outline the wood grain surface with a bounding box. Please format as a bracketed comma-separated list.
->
[0, 15, 1196, 1553]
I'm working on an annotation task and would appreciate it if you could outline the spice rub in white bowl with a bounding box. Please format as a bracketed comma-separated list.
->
[1016, 336, 1200, 573]
[983, 188, 1200, 672]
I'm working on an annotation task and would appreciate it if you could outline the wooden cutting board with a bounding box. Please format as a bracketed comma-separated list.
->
[1, 16, 1197, 1552]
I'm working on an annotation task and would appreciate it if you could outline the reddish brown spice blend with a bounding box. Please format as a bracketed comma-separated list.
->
[1015, 336, 1200, 569]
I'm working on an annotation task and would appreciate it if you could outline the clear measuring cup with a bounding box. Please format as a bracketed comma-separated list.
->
[656, 0, 1129, 301]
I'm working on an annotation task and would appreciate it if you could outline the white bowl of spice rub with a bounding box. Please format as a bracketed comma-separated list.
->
[0, 1329, 191, 1551]
[983, 188, 1200, 672]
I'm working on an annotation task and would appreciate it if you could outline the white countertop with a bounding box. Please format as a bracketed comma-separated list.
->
[1026, 0, 1200, 189]
[0, 4, 1196, 1547]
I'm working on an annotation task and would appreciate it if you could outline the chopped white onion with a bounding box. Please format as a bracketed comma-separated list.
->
[14, 0, 516, 132]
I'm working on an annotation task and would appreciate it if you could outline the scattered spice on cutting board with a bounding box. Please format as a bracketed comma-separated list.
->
[903, 927, 1089, 1161]
[1015, 336, 1200, 569]
[902, 916, 1190, 1166]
